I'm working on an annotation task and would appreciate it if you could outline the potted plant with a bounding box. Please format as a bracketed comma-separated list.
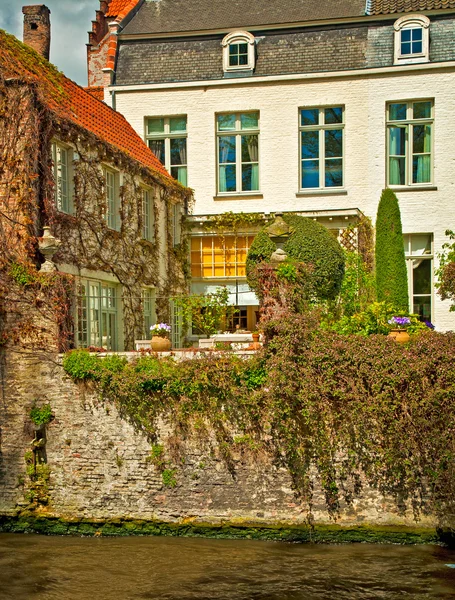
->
[387, 316, 411, 343]
[150, 323, 172, 352]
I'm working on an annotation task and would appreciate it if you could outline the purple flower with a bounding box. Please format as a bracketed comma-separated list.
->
[388, 316, 411, 328]
[424, 320, 435, 330]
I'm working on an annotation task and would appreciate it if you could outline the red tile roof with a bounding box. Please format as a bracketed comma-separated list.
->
[84, 86, 105, 101]
[368, 0, 455, 14]
[0, 29, 172, 181]
[105, 0, 141, 20]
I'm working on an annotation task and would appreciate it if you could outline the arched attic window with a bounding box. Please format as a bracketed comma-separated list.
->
[394, 14, 430, 65]
[222, 31, 255, 73]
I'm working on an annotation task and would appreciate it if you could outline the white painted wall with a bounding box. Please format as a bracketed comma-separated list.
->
[112, 68, 455, 331]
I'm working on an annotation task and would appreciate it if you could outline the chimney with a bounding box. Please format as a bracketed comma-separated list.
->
[22, 5, 51, 60]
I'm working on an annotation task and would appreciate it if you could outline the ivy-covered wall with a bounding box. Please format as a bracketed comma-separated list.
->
[0, 73, 191, 353]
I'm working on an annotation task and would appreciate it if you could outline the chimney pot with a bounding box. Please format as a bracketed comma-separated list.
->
[22, 5, 51, 60]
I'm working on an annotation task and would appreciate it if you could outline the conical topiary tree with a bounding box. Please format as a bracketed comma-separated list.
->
[375, 189, 409, 311]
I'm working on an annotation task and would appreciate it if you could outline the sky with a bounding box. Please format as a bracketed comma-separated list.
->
[0, 0, 95, 85]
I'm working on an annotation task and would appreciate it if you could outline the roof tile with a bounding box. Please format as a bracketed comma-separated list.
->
[368, 0, 455, 14]
[0, 29, 171, 181]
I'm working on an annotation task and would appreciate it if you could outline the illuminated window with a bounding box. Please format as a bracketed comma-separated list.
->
[191, 235, 256, 278]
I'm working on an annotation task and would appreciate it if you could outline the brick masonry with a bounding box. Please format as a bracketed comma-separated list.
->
[0, 351, 440, 533]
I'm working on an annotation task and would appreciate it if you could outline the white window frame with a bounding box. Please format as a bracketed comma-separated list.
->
[76, 278, 121, 351]
[141, 186, 155, 242]
[103, 167, 120, 231]
[222, 31, 255, 73]
[52, 141, 73, 214]
[404, 233, 433, 322]
[145, 116, 188, 186]
[299, 106, 345, 191]
[394, 14, 430, 65]
[216, 112, 260, 195]
[386, 100, 434, 188]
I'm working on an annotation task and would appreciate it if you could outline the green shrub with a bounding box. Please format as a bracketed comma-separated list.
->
[375, 189, 409, 311]
[246, 214, 345, 301]
[30, 403, 53, 426]
[436, 230, 455, 312]
[62, 349, 102, 381]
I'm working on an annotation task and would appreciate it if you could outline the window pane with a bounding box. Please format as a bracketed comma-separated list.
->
[218, 114, 236, 131]
[229, 54, 239, 66]
[301, 160, 319, 188]
[413, 102, 432, 119]
[401, 42, 412, 55]
[389, 127, 406, 156]
[389, 157, 406, 185]
[239, 43, 248, 54]
[412, 28, 422, 41]
[413, 296, 431, 320]
[219, 165, 236, 192]
[412, 40, 422, 54]
[241, 113, 259, 129]
[413, 259, 431, 295]
[324, 107, 343, 124]
[401, 29, 411, 42]
[241, 135, 258, 162]
[242, 164, 259, 191]
[389, 103, 407, 121]
[147, 118, 165, 134]
[239, 54, 248, 65]
[170, 117, 187, 133]
[300, 109, 319, 126]
[411, 234, 432, 256]
[301, 131, 319, 159]
[325, 158, 343, 187]
[413, 155, 431, 184]
[171, 166, 188, 186]
[325, 129, 342, 158]
[413, 124, 431, 154]
[148, 139, 165, 164]
[170, 138, 187, 165]
[219, 136, 236, 163]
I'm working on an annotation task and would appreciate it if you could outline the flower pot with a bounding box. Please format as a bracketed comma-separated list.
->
[150, 336, 171, 352]
[388, 329, 410, 344]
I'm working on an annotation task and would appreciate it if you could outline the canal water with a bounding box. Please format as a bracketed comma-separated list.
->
[1, 534, 455, 599]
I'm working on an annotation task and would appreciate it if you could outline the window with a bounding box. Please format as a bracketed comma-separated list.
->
[169, 299, 183, 349]
[387, 100, 433, 186]
[104, 168, 120, 230]
[52, 142, 73, 213]
[394, 15, 430, 65]
[217, 112, 259, 194]
[404, 233, 433, 321]
[141, 187, 154, 241]
[171, 203, 181, 246]
[142, 288, 156, 338]
[299, 106, 344, 189]
[146, 116, 187, 186]
[229, 306, 248, 331]
[76, 279, 120, 350]
[191, 235, 256, 278]
[222, 31, 255, 73]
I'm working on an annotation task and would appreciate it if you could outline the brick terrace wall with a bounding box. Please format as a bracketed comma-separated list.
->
[0, 350, 439, 532]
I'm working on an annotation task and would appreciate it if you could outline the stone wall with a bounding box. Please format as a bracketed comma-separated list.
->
[0, 349, 443, 541]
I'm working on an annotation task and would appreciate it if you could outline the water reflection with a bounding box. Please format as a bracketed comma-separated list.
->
[1, 534, 455, 599]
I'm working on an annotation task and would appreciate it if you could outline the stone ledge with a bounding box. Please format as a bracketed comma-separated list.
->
[0, 514, 448, 546]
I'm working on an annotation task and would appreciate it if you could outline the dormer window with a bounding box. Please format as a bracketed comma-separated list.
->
[394, 15, 430, 65]
[222, 31, 255, 73]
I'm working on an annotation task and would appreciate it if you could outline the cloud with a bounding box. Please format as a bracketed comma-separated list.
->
[0, 0, 95, 85]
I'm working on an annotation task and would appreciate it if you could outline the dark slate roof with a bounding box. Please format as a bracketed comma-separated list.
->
[367, 0, 455, 15]
[122, 0, 367, 35]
